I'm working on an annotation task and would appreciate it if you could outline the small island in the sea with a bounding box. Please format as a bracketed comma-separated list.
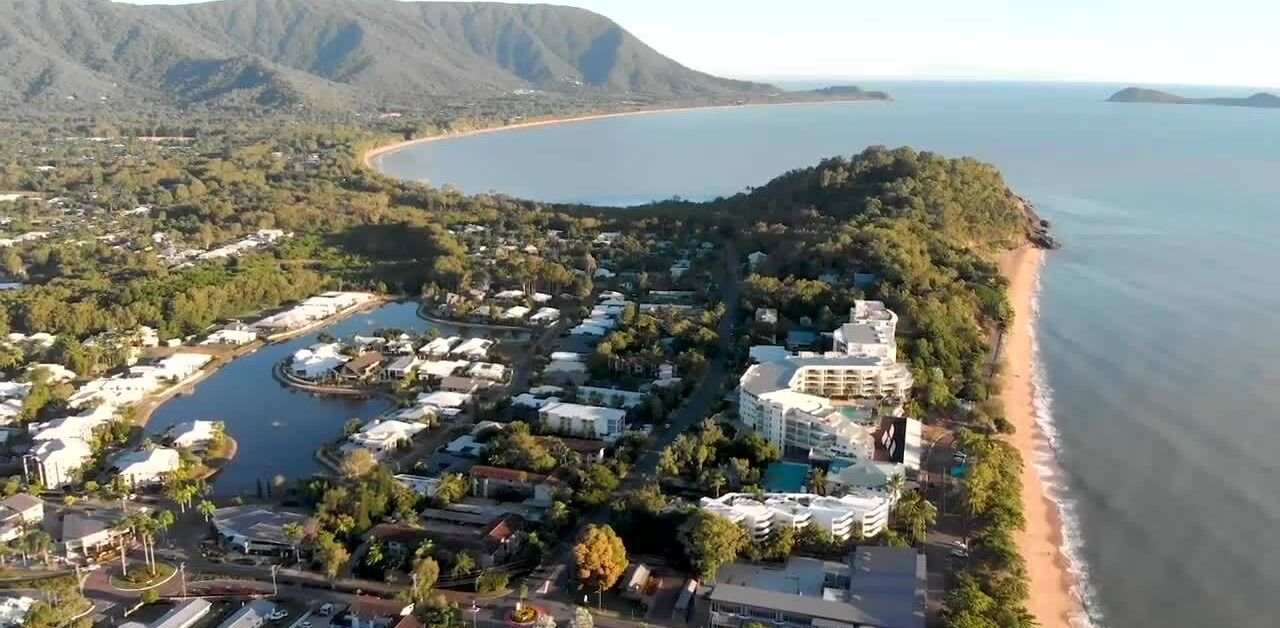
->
[799, 85, 893, 101]
[1107, 87, 1280, 109]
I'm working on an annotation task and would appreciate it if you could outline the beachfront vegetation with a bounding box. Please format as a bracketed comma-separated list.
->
[944, 428, 1034, 627]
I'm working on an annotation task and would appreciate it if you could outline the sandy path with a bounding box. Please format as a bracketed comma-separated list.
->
[1000, 245, 1082, 628]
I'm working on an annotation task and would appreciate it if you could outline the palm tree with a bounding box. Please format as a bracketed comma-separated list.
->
[196, 499, 217, 522]
[155, 510, 176, 541]
[894, 492, 938, 546]
[887, 472, 906, 500]
[112, 518, 134, 576]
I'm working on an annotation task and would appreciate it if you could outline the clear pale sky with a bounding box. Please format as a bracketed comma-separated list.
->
[117, 0, 1279, 88]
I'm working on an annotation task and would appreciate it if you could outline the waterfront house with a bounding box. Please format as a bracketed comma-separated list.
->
[416, 359, 467, 384]
[169, 420, 218, 448]
[381, 355, 421, 381]
[500, 305, 530, 320]
[201, 327, 258, 345]
[450, 338, 494, 360]
[418, 336, 461, 358]
[112, 447, 181, 486]
[338, 352, 384, 382]
[343, 419, 426, 459]
[290, 343, 346, 379]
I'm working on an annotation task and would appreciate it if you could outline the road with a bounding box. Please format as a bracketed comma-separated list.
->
[629, 241, 741, 483]
[543, 241, 742, 616]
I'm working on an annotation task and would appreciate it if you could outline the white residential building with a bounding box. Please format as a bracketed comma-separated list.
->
[25, 438, 93, 488]
[201, 328, 258, 345]
[832, 300, 900, 362]
[538, 402, 627, 442]
[290, 343, 347, 379]
[450, 338, 494, 360]
[344, 419, 426, 458]
[700, 491, 893, 540]
[466, 362, 507, 382]
[416, 359, 467, 381]
[528, 307, 561, 325]
[170, 420, 218, 448]
[739, 303, 912, 456]
[113, 447, 181, 486]
[419, 336, 461, 357]
[500, 305, 530, 320]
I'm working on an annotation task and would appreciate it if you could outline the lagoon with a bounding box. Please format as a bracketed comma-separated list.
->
[144, 301, 525, 496]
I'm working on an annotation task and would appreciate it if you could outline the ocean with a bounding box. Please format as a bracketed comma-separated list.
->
[374, 81, 1280, 628]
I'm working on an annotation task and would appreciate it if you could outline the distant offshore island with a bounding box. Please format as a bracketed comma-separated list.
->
[1108, 87, 1280, 109]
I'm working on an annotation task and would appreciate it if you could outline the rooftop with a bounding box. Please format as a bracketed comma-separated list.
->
[711, 548, 925, 628]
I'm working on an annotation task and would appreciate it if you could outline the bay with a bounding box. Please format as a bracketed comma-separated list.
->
[375, 81, 1280, 628]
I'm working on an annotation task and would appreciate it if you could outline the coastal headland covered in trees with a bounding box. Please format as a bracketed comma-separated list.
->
[0, 103, 1054, 626]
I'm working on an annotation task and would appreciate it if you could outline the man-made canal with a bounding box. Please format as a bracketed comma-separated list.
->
[144, 300, 529, 496]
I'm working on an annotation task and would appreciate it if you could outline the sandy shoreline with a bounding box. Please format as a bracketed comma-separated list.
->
[362, 99, 885, 170]
[1000, 245, 1081, 628]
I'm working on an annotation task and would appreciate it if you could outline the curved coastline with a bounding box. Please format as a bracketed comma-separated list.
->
[362, 99, 886, 171]
[1002, 246, 1089, 628]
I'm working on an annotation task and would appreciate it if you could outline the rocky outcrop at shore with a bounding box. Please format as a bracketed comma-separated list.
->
[1017, 195, 1062, 250]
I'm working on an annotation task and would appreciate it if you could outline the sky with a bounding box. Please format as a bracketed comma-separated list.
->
[117, 0, 1280, 88]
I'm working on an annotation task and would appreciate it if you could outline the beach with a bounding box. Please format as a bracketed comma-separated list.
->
[1001, 245, 1081, 627]
[361, 99, 884, 169]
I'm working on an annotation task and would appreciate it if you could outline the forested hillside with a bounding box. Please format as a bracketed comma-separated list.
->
[0, 0, 773, 111]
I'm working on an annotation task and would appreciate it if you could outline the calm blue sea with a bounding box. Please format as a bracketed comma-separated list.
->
[376, 81, 1280, 628]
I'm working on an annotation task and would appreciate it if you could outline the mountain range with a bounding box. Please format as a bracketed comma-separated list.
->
[0, 0, 781, 111]
[1107, 87, 1280, 109]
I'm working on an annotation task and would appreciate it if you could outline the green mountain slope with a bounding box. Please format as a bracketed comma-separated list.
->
[0, 0, 776, 110]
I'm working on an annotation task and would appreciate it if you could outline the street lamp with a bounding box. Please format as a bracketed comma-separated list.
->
[469, 602, 480, 628]
[270, 564, 279, 596]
